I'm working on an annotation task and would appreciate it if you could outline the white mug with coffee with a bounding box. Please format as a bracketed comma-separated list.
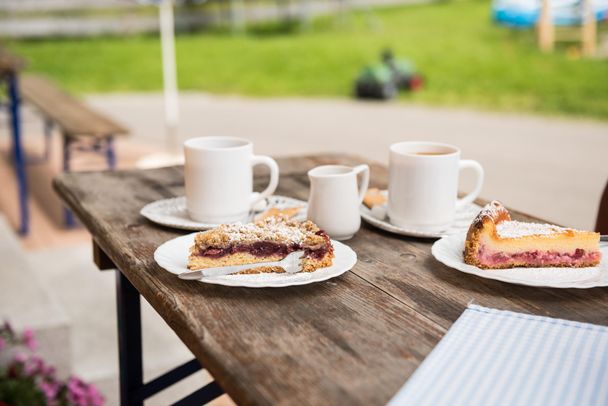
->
[388, 141, 484, 232]
[184, 136, 279, 224]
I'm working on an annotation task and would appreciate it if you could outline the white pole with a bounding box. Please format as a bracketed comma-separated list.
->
[159, 0, 180, 152]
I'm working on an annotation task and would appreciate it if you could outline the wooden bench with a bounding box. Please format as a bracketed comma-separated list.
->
[20, 74, 129, 225]
[20, 74, 129, 167]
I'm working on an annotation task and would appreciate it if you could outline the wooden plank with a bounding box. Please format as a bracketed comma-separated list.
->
[537, 0, 554, 53]
[93, 240, 116, 271]
[581, 0, 597, 57]
[53, 154, 608, 405]
[20, 74, 129, 137]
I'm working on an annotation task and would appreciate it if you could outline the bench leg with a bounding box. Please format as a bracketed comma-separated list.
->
[43, 119, 53, 162]
[62, 136, 76, 228]
[106, 135, 116, 170]
[7, 73, 29, 236]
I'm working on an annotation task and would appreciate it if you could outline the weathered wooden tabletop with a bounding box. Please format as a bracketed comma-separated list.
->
[54, 154, 608, 406]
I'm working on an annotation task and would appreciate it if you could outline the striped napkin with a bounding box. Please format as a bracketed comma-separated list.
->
[389, 304, 608, 406]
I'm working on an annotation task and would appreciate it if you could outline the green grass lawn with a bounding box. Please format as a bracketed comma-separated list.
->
[7, 0, 608, 119]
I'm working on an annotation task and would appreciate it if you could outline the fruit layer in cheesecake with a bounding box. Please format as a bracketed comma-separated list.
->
[188, 216, 334, 274]
[464, 201, 601, 269]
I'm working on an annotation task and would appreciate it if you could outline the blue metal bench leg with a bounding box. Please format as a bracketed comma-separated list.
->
[43, 119, 53, 162]
[62, 136, 76, 228]
[7, 73, 29, 235]
[106, 135, 116, 169]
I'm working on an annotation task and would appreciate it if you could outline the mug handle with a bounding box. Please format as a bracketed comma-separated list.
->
[353, 164, 370, 204]
[250, 155, 279, 207]
[456, 160, 484, 207]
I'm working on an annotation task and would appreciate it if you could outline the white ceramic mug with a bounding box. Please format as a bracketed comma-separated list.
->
[184, 136, 279, 223]
[307, 164, 370, 240]
[388, 141, 484, 232]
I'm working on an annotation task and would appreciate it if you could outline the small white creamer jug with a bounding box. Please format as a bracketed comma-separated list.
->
[307, 164, 370, 240]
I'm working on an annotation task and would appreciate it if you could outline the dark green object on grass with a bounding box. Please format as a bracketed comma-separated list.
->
[355, 50, 424, 100]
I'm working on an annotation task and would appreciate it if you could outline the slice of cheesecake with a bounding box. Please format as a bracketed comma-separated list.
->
[188, 216, 334, 274]
[464, 201, 601, 269]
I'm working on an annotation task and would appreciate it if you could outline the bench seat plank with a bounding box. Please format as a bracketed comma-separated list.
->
[20, 74, 128, 137]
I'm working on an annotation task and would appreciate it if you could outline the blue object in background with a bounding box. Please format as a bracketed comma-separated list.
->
[492, 0, 608, 27]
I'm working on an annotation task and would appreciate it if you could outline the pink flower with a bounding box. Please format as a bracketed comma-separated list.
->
[13, 352, 27, 363]
[43, 364, 57, 377]
[23, 355, 44, 376]
[0, 336, 5, 351]
[37, 380, 60, 404]
[67, 377, 87, 406]
[22, 328, 38, 351]
[67, 376, 104, 406]
[86, 384, 105, 406]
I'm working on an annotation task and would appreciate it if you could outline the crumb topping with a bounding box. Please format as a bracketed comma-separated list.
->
[473, 200, 510, 224]
[193, 215, 327, 249]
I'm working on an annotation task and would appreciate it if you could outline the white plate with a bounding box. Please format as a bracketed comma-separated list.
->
[141, 195, 307, 231]
[360, 190, 482, 239]
[432, 233, 608, 288]
[154, 233, 357, 288]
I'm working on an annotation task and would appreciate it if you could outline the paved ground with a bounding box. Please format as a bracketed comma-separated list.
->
[27, 245, 230, 406]
[89, 92, 608, 230]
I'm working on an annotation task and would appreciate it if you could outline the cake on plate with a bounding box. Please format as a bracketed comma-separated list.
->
[464, 201, 601, 269]
[188, 216, 334, 274]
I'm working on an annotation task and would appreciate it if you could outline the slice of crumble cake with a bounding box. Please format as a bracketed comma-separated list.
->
[188, 216, 334, 274]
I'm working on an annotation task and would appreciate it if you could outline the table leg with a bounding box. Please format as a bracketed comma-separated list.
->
[7, 73, 28, 235]
[116, 271, 144, 406]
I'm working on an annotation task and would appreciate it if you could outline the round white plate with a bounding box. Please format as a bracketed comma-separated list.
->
[432, 233, 608, 288]
[141, 195, 307, 231]
[154, 233, 357, 288]
[360, 190, 482, 239]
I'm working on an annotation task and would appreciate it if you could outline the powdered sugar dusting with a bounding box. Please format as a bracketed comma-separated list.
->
[496, 221, 571, 239]
[473, 200, 509, 224]
[481, 201, 504, 218]
[217, 217, 307, 244]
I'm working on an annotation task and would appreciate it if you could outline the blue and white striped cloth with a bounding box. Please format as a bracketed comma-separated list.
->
[388, 304, 608, 406]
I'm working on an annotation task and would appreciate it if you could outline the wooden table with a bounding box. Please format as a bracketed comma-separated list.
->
[0, 46, 28, 234]
[54, 154, 608, 406]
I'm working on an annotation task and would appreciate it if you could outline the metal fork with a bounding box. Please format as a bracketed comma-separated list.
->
[179, 250, 305, 280]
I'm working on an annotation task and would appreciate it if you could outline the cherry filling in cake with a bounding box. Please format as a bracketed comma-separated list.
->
[476, 246, 601, 268]
[193, 233, 331, 260]
[188, 216, 334, 273]
[464, 201, 601, 269]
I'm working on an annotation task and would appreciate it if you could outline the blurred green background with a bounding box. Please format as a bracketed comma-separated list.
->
[7, 0, 608, 119]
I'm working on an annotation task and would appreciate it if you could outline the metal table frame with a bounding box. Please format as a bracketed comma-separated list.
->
[97, 243, 224, 405]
